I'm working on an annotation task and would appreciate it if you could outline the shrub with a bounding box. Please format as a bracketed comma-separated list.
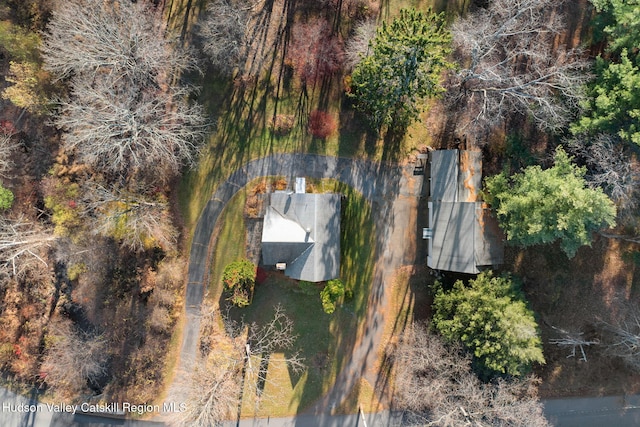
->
[42, 178, 81, 236]
[222, 259, 256, 307]
[0, 183, 14, 210]
[320, 279, 345, 314]
[270, 114, 295, 136]
[308, 110, 337, 139]
[67, 263, 87, 281]
[298, 280, 318, 296]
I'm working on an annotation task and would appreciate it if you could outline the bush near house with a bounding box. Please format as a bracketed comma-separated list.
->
[222, 259, 257, 307]
[320, 279, 345, 314]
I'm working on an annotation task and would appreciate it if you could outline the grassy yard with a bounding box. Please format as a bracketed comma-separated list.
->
[206, 178, 376, 416]
[207, 188, 247, 299]
[173, 0, 472, 234]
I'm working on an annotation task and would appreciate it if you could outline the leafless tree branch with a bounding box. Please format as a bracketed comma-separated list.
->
[549, 326, 599, 362]
[173, 305, 304, 426]
[394, 323, 550, 427]
[0, 132, 18, 178]
[0, 216, 56, 278]
[566, 134, 640, 221]
[54, 76, 207, 180]
[43, 0, 207, 183]
[598, 307, 640, 372]
[42, 320, 108, 397]
[344, 19, 377, 70]
[41, 0, 194, 83]
[198, 0, 251, 76]
[448, 0, 591, 139]
[79, 181, 177, 252]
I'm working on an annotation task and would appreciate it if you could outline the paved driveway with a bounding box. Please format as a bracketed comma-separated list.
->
[171, 154, 422, 414]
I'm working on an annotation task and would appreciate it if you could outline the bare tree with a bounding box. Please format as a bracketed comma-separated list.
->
[41, 320, 108, 397]
[42, 0, 207, 183]
[566, 134, 640, 220]
[549, 326, 599, 362]
[287, 18, 344, 84]
[224, 305, 304, 406]
[344, 19, 377, 71]
[176, 354, 243, 427]
[0, 131, 18, 177]
[394, 323, 549, 427]
[173, 305, 304, 426]
[198, 0, 250, 76]
[598, 307, 640, 372]
[41, 0, 193, 83]
[448, 0, 590, 138]
[79, 181, 177, 252]
[0, 216, 56, 278]
[55, 76, 207, 181]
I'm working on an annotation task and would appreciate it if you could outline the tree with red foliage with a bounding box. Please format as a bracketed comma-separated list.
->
[287, 19, 344, 84]
[308, 110, 337, 139]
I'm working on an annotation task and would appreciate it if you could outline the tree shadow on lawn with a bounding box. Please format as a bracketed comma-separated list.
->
[212, 181, 378, 416]
[220, 276, 336, 415]
[336, 96, 378, 159]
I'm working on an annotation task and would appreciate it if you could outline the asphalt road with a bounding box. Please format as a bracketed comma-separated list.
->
[543, 394, 640, 426]
[0, 387, 164, 427]
[3, 384, 640, 427]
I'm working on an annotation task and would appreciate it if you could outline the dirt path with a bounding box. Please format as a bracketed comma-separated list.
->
[168, 154, 424, 414]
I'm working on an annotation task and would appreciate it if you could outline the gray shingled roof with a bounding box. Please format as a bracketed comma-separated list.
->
[427, 150, 503, 273]
[262, 193, 340, 282]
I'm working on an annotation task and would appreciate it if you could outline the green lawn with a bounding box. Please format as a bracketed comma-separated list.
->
[207, 188, 247, 300]
[206, 178, 375, 416]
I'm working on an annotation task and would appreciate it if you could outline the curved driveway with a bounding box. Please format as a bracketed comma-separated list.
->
[175, 153, 423, 412]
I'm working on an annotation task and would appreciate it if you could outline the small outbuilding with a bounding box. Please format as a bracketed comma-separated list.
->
[261, 192, 341, 282]
[426, 149, 504, 274]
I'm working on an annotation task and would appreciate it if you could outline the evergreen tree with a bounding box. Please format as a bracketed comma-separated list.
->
[572, 0, 640, 144]
[349, 8, 452, 132]
[485, 147, 616, 258]
[432, 272, 545, 377]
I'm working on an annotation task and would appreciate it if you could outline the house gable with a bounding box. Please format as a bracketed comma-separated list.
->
[261, 192, 340, 282]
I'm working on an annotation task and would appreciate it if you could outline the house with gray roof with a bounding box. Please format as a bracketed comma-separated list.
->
[261, 192, 341, 282]
[426, 150, 504, 274]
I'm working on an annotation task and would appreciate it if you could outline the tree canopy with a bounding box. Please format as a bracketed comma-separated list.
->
[432, 272, 545, 377]
[572, 0, 640, 145]
[395, 323, 549, 426]
[449, 0, 590, 136]
[222, 259, 256, 307]
[42, 0, 206, 183]
[484, 147, 617, 258]
[349, 8, 452, 132]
